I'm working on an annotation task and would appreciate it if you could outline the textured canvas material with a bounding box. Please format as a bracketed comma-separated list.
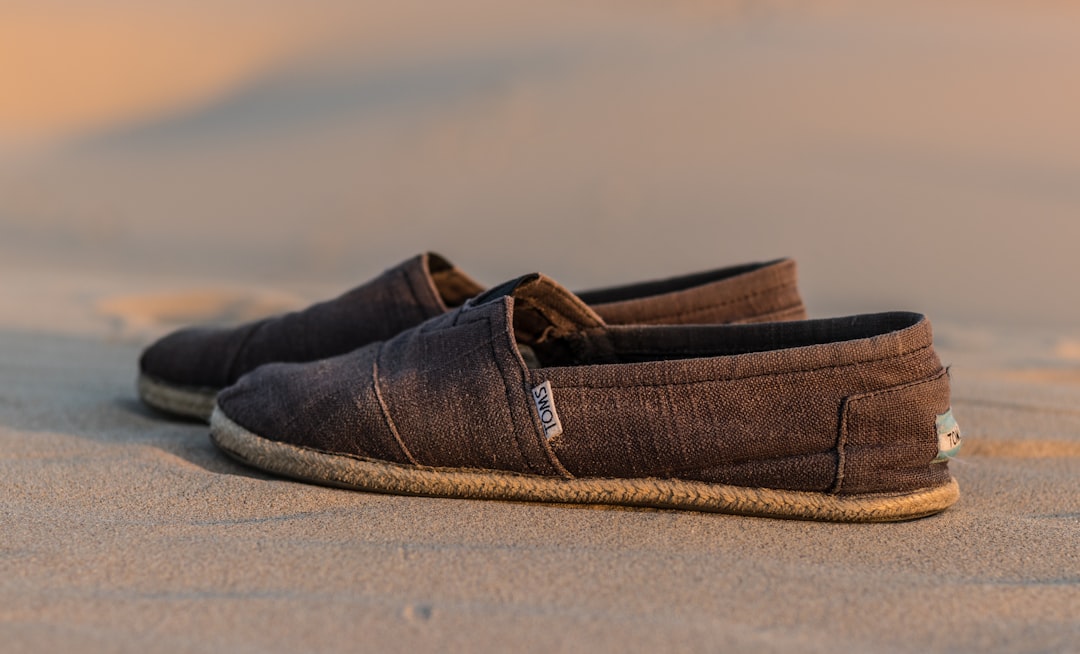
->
[216, 274, 955, 497]
[140, 253, 805, 391]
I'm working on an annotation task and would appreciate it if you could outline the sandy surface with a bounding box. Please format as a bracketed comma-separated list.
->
[1, 321, 1078, 653]
[2, 1, 1079, 652]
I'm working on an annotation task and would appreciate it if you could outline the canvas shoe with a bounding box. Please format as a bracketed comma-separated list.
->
[209, 274, 961, 522]
[139, 253, 804, 421]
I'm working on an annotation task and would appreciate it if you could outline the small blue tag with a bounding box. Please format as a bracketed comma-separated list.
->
[934, 408, 962, 462]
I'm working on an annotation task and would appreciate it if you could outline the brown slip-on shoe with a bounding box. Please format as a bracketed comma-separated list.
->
[210, 274, 961, 522]
[139, 253, 805, 421]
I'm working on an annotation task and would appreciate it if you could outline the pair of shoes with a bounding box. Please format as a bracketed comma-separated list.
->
[139, 254, 961, 522]
[139, 253, 804, 420]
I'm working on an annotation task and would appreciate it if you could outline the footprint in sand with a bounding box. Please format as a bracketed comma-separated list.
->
[97, 289, 305, 339]
[982, 338, 1080, 386]
[1055, 339, 1080, 362]
[1000, 368, 1080, 386]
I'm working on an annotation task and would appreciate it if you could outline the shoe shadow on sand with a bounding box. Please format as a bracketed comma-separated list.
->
[0, 328, 268, 480]
[110, 395, 274, 480]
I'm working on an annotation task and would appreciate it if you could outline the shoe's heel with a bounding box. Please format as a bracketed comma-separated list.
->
[835, 368, 959, 509]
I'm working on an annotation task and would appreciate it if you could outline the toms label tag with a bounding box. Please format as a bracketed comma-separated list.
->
[934, 408, 962, 461]
[531, 381, 563, 439]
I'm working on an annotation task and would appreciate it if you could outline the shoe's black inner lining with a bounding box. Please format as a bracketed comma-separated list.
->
[428, 254, 485, 308]
[519, 312, 923, 367]
[574, 260, 780, 305]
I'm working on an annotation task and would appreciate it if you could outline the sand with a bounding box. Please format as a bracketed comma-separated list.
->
[1, 1, 1078, 651]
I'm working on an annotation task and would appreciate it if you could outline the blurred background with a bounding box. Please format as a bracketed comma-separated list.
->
[2, 0, 1079, 344]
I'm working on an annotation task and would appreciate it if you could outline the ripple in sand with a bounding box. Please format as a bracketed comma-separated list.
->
[999, 368, 1080, 386]
[961, 439, 1080, 458]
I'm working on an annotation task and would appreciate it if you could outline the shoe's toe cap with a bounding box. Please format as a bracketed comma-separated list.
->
[139, 325, 254, 389]
[214, 345, 399, 461]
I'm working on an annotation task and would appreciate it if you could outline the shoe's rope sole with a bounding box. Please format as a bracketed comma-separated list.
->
[138, 374, 218, 422]
[209, 406, 960, 523]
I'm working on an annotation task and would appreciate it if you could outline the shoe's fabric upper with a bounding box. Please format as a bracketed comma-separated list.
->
[140, 253, 460, 391]
[140, 253, 806, 390]
[217, 274, 954, 496]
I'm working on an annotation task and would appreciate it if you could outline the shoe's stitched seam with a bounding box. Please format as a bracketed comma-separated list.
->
[371, 344, 420, 466]
[611, 346, 821, 357]
[401, 264, 434, 319]
[732, 303, 807, 324]
[488, 313, 572, 478]
[607, 331, 916, 358]
[416, 252, 450, 313]
[544, 343, 934, 388]
[834, 397, 852, 494]
[599, 281, 799, 322]
[400, 266, 423, 315]
[635, 300, 807, 325]
[834, 369, 949, 494]
[598, 279, 796, 313]
[670, 448, 837, 477]
[401, 267, 443, 321]
[224, 320, 268, 383]
[505, 329, 574, 479]
[484, 315, 539, 475]
[654, 382, 678, 472]
[840, 368, 949, 402]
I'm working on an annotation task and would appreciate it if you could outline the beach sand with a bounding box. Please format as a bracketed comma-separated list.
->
[1, 2, 1078, 651]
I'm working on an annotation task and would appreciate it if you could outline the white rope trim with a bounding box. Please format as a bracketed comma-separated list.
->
[210, 406, 959, 523]
[138, 374, 218, 421]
